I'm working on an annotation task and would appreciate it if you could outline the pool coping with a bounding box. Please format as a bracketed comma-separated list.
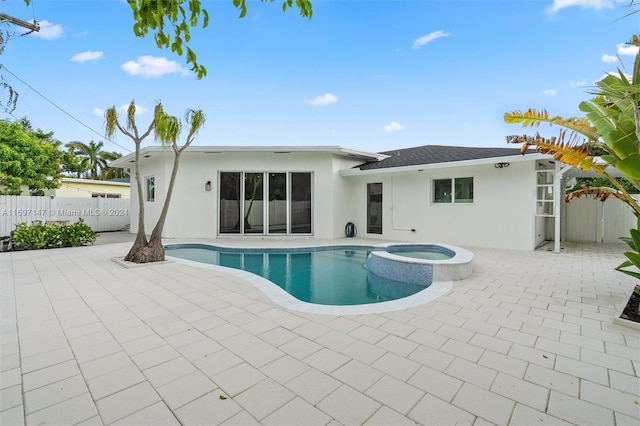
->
[165, 241, 460, 315]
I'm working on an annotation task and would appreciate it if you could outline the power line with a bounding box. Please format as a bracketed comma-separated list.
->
[1, 65, 132, 153]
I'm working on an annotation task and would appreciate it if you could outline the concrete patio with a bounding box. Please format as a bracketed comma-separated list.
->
[1, 236, 639, 425]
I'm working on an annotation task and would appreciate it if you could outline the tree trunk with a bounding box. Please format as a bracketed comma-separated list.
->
[123, 137, 148, 262]
[126, 151, 182, 263]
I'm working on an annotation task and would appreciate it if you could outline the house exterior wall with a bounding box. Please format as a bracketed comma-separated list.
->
[129, 151, 365, 239]
[45, 179, 130, 198]
[343, 160, 537, 250]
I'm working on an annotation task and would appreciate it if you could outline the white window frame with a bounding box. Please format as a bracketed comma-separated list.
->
[433, 177, 474, 204]
[145, 176, 155, 202]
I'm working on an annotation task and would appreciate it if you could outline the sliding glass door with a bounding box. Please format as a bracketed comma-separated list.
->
[219, 172, 312, 235]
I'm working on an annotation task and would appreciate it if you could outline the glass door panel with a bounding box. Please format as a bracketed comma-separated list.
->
[268, 173, 287, 234]
[244, 172, 264, 234]
[219, 172, 241, 233]
[291, 173, 312, 234]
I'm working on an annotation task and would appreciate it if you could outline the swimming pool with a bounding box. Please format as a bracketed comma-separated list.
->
[165, 243, 473, 310]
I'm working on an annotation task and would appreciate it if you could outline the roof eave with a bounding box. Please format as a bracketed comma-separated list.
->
[340, 153, 551, 176]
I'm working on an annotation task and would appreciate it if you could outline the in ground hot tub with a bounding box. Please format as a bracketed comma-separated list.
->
[367, 243, 473, 285]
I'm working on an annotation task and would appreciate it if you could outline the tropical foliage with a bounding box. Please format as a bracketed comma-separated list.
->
[65, 140, 125, 180]
[504, 34, 640, 280]
[0, 119, 63, 195]
[12, 218, 96, 250]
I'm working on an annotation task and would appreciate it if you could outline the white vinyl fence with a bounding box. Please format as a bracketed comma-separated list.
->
[0, 196, 130, 237]
[563, 195, 638, 243]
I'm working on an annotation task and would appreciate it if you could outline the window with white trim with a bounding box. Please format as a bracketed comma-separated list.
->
[433, 177, 473, 204]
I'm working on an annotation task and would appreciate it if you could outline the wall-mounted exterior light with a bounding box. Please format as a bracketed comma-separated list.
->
[494, 162, 510, 169]
[205, 181, 212, 191]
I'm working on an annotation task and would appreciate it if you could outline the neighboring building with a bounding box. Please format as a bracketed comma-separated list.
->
[110, 144, 632, 252]
[44, 178, 130, 199]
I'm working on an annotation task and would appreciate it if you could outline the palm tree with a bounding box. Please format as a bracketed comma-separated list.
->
[504, 34, 640, 279]
[105, 101, 205, 263]
[66, 140, 108, 180]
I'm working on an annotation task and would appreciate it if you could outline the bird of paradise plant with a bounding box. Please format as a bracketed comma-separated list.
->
[504, 34, 640, 281]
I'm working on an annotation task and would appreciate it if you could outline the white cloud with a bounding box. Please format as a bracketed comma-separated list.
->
[569, 80, 587, 87]
[381, 121, 404, 132]
[412, 30, 451, 49]
[542, 89, 558, 97]
[547, 0, 617, 13]
[306, 93, 338, 106]
[121, 56, 188, 78]
[617, 43, 639, 56]
[601, 54, 618, 63]
[30, 20, 63, 39]
[598, 71, 632, 82]
[92, 108, 104, 117]
[71, 51, 104, 63]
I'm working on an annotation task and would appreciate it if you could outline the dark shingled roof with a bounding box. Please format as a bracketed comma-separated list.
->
[357, 145, 527, 170]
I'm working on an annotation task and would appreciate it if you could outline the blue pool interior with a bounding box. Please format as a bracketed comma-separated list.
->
[165, 244, 448, 306]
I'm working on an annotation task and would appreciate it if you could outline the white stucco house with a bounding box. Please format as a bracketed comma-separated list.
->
[110, 144, 633, 252]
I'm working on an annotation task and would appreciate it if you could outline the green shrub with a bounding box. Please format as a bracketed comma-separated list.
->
[12, 219, 97, 250]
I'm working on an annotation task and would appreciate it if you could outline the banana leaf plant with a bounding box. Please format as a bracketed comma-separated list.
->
[504, 34, 640, 280]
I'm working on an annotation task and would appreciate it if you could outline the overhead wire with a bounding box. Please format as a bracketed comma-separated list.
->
[1, 65, 132, 153]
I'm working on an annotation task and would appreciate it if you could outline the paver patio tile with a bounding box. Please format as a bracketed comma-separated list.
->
[477, 350, 528, 379]
[581, 349, 634, 374]
[69, 330, 116, 351]
[520, 322, 562, 340]
[445, 358, 497, 390]
[236, 341, 286, 368]
[174, 390, 242, 425]
[111, 401, 179, 425]
[349, 324, 387, 344]
[130, 344, 181, 370]
[554, 355, 609, 385]
[407, 365, 463, 402]
[468, 333, 512, 355]
[303, 347, 350, 374]
[461, 319, 500, 337]
[440, 339, 485, 362]
[24, 375, 88, 414]
[452, 382, 515, 425]
[95, 381, 161, 425]
[376, 334, 419, 357]
[378, 319, 416, 338]
[261, 397, 331, 425]
[0, 354, 20, 372]
[74, 340, 123, 364]
[326, 316, 361, 334]
[495, 328, 537, 347]
[525, 362, 580, 397]
[508, 343, 555, 368]
[292, 320, 330, 340]
[604, 341, 640, 361]
[582, 327, 627, 345]
[535, 336, 581, 359]
[371, 352, 420, 382]
[510, 403, 571, 425]
[153, 320, 193, 338]
[64, 322, 107, 340]
[143, 357, 196, 388]
[609, 370, 640, 394]
[285, 368, 341, 405]
[0, 405, 24, 426]
[490, 372, 549, 411]
[259, 326, 298, 346]
[331, 359, 384, 392]
[87, 363, 146, 400]
[234, 378, 295, 420]
[19, 335, 69, 359]
[211, 362, 267, 397]
[408, 394, 475, 425]
[21, 346, 74, 374]
[0, 385, 22, 411]
[25, 393, 98, 426]
[547, 390, 615, 425]
[317, 384, 380, 425]
[580, 380, 640, 418]
[365, 375, 424, 415]
[156, 370, 217, 410]
[165, 329, 207, 349]
[315, 330, 357, 352]
[0, 367, 20, 390]
[221, 410, 260, 425]
[406, 345, 455, 372]
[366, 406, 416, 425]
[342, 339, 386, 365]
[405, 328, 448, 349]
[194, 348, 244, 377]
[261, 355, 309, 385]
[279, 336, 323, 360]
[22, 360, 81, 392]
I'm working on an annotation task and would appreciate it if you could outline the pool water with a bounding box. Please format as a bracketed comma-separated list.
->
[165, 244, 427, 305]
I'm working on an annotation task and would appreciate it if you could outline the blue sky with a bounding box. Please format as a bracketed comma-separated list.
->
[1, 0, 638, 155]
